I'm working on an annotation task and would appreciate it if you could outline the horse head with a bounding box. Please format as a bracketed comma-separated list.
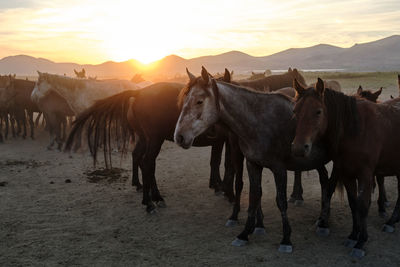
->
[174, 67, 220, 149]
[291, 78, 328, 157]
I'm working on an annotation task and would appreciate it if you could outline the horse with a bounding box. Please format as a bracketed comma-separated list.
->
[291, 78, 400, 258]
[31, 88, 74, 150]
[35, 72, 141, 115]
[233, 69, 339, 205]
[174, 67, 332, 253]
[237, 67, 306, 92]
[65, 82, 233, 213]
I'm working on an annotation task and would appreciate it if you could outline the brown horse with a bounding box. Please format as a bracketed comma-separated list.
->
[238, 67, 306, 92]
[292, 78, 400, 258]
[65, 82, 232, 213]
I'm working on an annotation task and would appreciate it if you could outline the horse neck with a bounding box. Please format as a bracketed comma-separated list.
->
[216, 82, 271, 139]
[51, 80, 84, 114]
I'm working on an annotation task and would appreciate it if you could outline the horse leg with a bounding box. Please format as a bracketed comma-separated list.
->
[5, 113, 9, 139]
[141, 139, 163, 213]
[289, 171, 304, 206]
[131, 138, 146, 191]
[315, 165, 331, 236]
[209, 141, 224, 194]
[0, 116, 3, 143]
[272, 167, 292, 253]
[21, 110, 27, 139]
[377, 175, 388, 218]
[222, 140, 235, 202]
[383, 175, 400, 232]
[350, 171, 373, 258]
[10, 115, 16, 138]
[27, 110, 34, 139]
[232, 160, 262, 247]
[55, 116, 63, 151]
[226, 140, 244, 227]
[342, 176, 359, 250]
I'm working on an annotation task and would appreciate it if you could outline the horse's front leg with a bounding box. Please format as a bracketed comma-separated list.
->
[289, 171, 304, 206]
[350, 169, 373, 258]
[232, 160, 262, 246]
[272, 167, 292, 253]
[382, 174, 400, 233]
[315, 165, 331, 236]
[209, 141, 224, 194]
[377, 175, 389, 218]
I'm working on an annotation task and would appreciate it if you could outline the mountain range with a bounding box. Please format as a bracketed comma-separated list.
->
[0, 35, 399, 79]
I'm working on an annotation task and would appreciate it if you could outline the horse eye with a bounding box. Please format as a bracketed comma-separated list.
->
[316, 109, 322, 115]
[197, 100, 203, 105]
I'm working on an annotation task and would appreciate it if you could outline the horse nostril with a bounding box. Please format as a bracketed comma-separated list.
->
[304, 144, 310, 151]
[177, 134, 184, 144]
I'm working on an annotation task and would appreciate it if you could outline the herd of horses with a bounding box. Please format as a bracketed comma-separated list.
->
[1, 67, 399, 258]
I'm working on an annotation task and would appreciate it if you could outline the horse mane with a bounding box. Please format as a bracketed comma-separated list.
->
[42, 73, 86, 91]
[323, 88, 360, 151]
[178, 77, 208, 109]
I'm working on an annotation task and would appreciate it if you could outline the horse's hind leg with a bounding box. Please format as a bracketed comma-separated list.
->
[289, 171, 304, 206]
[315, 166, 331, 236]
[226, 141, 244, 227]
[141, 139, 163, 213]
[382, 175, 400, 233]
[222, 140, 235, 202]
[377, 175, 389, 217]
[131, 138, 146, 191]
[209, 141, 224, 194]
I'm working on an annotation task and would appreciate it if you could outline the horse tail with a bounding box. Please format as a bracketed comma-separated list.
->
[335, 178, 344, 200]
[397, 74, 400, 97]
[65, 90, 140, 168]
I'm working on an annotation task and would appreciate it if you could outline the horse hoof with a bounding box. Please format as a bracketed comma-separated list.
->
[344, 239, 357, 248]
[253, 227, 266, 235]
[316, 227, 330, 236]
[379, 212, 388, 219]
[225, 220, 238, 227]
[156, 201, 167, 208]
[278, 244, 293, 253]
[294, 200, 304, 207]
[231, 238, 248, 247]
[135, 185, 143, 192]
[384, 201, 390, 207]
[382, 224, 395, 233]
[350, 248, 365, 258]
[288, 197, 296, 203]
[147, 208, 157, 214]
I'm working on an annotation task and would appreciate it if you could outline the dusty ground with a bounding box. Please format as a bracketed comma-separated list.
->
[0, 129, 399, 267]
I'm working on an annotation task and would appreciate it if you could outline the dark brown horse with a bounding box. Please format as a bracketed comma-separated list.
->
[65, 82, 232, 213]
[292, 78, 400, 258]
[175, 67, 332, 253]
[238, 67, 306, 92]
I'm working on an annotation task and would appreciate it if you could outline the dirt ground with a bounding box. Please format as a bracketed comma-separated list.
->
[0, 129, 399, 267]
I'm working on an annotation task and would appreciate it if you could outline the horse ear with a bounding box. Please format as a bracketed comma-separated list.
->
[288, 67, 292, 72]
[293, 79, 306, 96]
[391, 95, 394, 99]
[316, 78, 325, 96]
[252, 71, 255, 75]
[372, 87, 382, 101]
[201, 66, 210, 84]
[293, 68, 298, 74]
[223, 68, 231, 82]
[186, 68, 196, 82]
[357, 85, 363, 95]
[231, 70, 234, 76]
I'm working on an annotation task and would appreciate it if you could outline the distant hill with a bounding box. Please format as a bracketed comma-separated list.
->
[1, 35, 399, 78]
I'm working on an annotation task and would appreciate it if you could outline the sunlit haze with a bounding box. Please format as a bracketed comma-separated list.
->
[0, 0, 399, 64]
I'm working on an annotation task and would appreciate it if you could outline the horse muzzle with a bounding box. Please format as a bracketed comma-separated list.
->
[175, 133, 193, 149]
[291, 142, 312, 158]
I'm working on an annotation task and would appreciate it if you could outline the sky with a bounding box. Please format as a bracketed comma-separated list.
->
[0, 0, 399, 64]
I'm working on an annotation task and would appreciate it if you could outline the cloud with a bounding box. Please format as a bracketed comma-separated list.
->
[0, 0, 399, 63]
